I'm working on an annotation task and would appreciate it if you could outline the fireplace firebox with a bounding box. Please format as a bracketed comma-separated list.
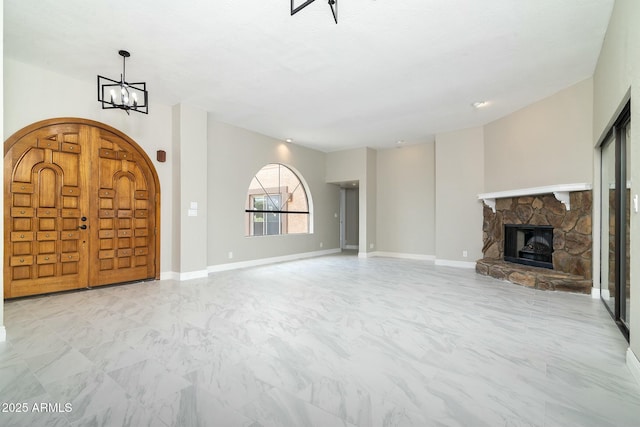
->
[504, 224, 554, 269]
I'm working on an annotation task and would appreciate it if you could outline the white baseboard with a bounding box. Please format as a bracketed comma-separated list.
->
[0, 325, 5, 342]
[363, 254, 474, 268]
[208, 248, 341, 273]
[160, 271, 179, 281]
[435, 259, 477, 269]
[591, 286, 600, 299]
[159, 270, 208, 281]
[344, 245, 359, 250]
[627, 348, 640, 385]
[601, 289, 611, 299]
[179, 270, 209, 281]
[364, 251, 436, 261]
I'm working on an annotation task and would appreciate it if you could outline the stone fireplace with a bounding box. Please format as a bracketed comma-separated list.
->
[476, 186, 593, 293]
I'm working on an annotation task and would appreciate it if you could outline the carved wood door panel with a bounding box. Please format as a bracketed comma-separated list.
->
[4, 119, 159, 298]
[5, 124, 89, 297]
[90, 127, 156, 286]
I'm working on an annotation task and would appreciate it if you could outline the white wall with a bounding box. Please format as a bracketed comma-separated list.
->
[376, 143, 436, 257]
[4, 58, 175, 276]
[435, 127, 484, 265]
[484, 78, 594, 192]
[592, 0, 640, 368]
[207, 119, 340, 267]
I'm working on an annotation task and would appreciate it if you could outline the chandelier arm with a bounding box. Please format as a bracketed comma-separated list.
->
[291, 0, 316, 15]
[291, 0, 337, 23]
[329, 0, 337, 24]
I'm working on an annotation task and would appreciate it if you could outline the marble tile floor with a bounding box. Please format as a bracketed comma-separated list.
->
[1, 253, 639, 427]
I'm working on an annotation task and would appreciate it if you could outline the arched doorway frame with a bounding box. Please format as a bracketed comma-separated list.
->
[4, 117, 161, 295]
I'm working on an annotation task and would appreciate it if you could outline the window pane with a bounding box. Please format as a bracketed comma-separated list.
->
[254, 164, 280, 191]
[286, 213, 309, 234]
[253, 197, 265, 210]
[266, 212, 280, 235]
[253, 212, 265, 236]
[266, 195, 280, 211]
[246, 163, 310, 236]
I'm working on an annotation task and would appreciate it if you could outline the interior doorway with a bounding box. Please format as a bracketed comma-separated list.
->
[339, 184, 359, 251]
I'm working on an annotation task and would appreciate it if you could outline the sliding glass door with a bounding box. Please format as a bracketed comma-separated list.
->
[601, 134, 616, 315]
[622, 119, 631, 328]
[600, 102, 631, 338]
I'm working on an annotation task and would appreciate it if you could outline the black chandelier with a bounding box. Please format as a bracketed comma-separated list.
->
[97, 50, 148, 115]
[291, 0, 337, 24]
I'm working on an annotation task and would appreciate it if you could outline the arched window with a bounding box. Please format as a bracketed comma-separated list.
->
[245, 163, 311, 236]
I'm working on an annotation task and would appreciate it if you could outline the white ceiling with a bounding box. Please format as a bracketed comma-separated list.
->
[4, 0, 614, 152]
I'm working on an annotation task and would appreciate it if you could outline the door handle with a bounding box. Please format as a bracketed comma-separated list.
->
[78, 224, 88, 230]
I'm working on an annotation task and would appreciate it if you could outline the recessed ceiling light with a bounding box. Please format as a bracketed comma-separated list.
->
[396, 140, 404, 145]
[472, 101, 488, 109]
[285, 138, 293, 143]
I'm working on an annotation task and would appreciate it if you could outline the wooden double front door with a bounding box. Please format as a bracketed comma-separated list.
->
[4, 118, 160, 298]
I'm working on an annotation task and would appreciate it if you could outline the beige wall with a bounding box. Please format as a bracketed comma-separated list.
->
[376, 143, 436, 256]
[207, 120, 340, 266]
[325, 147, 378, 254]
[593, 0, 634, 140]
[365, 148, 377, 253]
[484, 78, 594, 192]
[173, 104, 208, 276]
[435, 127, 484, 264]
[171, 105, 182, 272]
[593, 0, 640, 363]
[326, 148, 367, 183]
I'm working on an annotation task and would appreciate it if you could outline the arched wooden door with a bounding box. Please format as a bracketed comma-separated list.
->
[4, 118, 160, 298]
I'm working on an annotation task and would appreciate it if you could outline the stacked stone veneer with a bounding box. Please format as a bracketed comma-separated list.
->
[476, 191, 593, 293]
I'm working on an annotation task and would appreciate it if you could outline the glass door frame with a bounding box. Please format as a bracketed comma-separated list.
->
[600, 101, 630, 341]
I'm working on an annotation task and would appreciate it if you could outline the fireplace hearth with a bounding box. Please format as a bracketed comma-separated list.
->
[504, 224, 553, 269]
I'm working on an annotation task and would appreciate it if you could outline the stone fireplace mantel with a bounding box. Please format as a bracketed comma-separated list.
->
[478, 183, 592, 212]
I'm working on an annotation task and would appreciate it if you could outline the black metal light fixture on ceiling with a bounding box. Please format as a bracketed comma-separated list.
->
[97, 50, 148, 114]
[291, 0, 337, 24]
